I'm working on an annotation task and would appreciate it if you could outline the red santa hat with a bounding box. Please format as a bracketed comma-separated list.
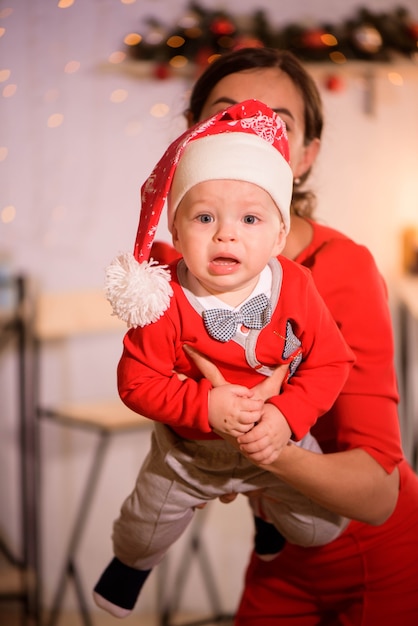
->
[105, 99, 292, 328]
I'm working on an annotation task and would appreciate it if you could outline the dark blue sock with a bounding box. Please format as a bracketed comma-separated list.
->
[254, 516, 286, 556]
[94, 557, 151, 610]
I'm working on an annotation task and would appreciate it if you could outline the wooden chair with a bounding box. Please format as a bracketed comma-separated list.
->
[34, 288, 151, 626]
[0, 275, 41, 625]
[35, 288, 233, 626]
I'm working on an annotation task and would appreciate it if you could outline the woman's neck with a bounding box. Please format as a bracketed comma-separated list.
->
[282, 215, 313, 260]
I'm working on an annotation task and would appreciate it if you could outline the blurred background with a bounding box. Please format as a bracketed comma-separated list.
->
[1, 0, 418, 624]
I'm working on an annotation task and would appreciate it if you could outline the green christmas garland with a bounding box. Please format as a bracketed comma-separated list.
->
[124, 2, 418, 78]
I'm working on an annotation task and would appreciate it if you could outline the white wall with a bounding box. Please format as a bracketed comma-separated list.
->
[1, 0, 418, 290]
[1, 0, 418, 618]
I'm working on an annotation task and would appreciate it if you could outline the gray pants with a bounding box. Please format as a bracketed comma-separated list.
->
[113, 423, 349, 569]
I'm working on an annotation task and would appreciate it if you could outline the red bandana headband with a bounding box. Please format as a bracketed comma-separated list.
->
[106, 99, 292, 328]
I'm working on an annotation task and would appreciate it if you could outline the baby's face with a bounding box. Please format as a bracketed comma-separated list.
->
[171, 179, 286, 306]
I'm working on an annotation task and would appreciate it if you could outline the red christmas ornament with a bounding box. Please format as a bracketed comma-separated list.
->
[154, 62, 170, 80]
[407, 22, 418, 40]
[302, 29, 328, 49]
[210, 17, 235, 36]
[324, 74, 345, 92]
[195, 46, 215, 68]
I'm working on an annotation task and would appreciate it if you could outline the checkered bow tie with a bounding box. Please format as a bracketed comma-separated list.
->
[202, 293, 272, 342]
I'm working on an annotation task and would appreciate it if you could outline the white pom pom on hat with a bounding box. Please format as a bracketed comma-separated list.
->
[105, 254, 173, 328]
[105, 99, 293, 328]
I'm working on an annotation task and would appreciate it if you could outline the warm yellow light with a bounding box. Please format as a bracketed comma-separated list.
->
[120, 0, 136, 4]
[0, 28, 5, 38]
[329, 51, 347, 64]
[388, 72, 403, 86]
[2, 84, 16, 97]
[108, 51, 126, 64]
[0, 147, 8, 161]
[169, 55, 188, 68]
[110, 89, 128, 103]
[0, 69, 11, 82]
[167, 35, 185, 48]
[64, 60, 80, 74]
[0, 8, 13, 18]
[58, 0, 74, 8]
[321, 34, 338, 47]
[1, 205, 16, 224]
[124, 32, 142, 46]
[150, 103, 170, 118]
[47, 113, 64, 128]
[208, 54, 221, 65]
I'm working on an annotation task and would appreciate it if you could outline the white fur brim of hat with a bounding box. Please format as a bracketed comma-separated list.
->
[169, 133, 293, 234]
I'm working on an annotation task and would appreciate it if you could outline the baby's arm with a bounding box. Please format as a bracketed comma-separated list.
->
[184, 344, 290, 453]
[237, 403, 291, 464]
[208, 384, 264, 437]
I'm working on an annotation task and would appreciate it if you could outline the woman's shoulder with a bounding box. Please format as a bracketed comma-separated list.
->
[297, 219, 388, 309]
[305, 218, 356, 250]
[297, 219, 377, 272]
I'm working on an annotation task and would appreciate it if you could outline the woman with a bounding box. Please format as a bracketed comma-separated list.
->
[154, 47, 418, 624]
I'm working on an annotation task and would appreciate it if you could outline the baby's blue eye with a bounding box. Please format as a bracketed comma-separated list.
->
[243, 215, 257, 224]
[197, 214, 213, 223]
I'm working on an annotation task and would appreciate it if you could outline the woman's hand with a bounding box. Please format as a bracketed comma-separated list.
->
[184, 344, 290, 459]
[183, 344, 289, 401]
[237, 403, 292, 464]
[183, 343, 399, 525]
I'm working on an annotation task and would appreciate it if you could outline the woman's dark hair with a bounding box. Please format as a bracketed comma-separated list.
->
[187, 47, 324, 218]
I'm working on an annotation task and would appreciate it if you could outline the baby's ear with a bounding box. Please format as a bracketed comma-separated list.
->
[171, 224, 181, 252]
[273, 222, 287, 256]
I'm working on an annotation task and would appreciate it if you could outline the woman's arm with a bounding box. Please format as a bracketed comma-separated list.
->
[219, 428, 399, 525]
[185, 345, 400, 526]
[261, 444, 399, 525]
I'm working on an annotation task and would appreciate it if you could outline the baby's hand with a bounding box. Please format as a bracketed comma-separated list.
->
[208, 385, 263, 437]
[237, 403, 291, 464]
